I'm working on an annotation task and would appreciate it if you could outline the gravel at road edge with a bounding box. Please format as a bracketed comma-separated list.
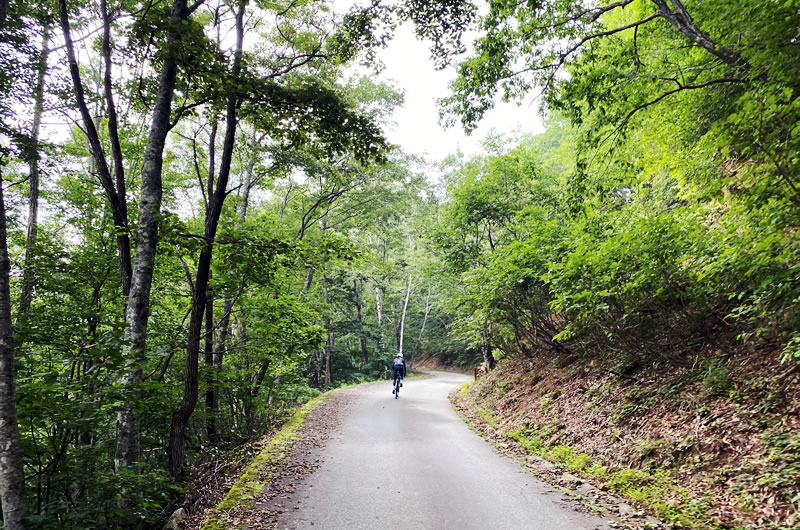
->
[235, 385, 366, 530]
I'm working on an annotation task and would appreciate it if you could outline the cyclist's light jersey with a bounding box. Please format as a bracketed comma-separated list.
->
[392, 357, 406, 378]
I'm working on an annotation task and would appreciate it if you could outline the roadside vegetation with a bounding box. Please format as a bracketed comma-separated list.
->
[454, 354, 799, 529]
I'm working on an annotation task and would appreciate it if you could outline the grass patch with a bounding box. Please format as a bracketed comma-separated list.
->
[757, 426, 800, 501]
[702, 360, 731, 394]
[606, 469, 710, 528]
[475, 407, 500, 429]
[613, 401, 638, 421]
[540, 444, 600, 475]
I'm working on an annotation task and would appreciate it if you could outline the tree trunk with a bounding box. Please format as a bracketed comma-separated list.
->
[353, 279, 368, 365]
[252, 359, 270, 397]
[322, 273, 332, 391]
[414, 285, 432, 366]
[480, 327, 494, 370]
[300, 268, 314, 296]
[100, 0, 130, 296]
[325, 332, 332, 391]
[375, 284, 384, 353]
[244, 359, 269, 424]
[115, 0, 191, 512]
[19, 28, 49, 317]
[60, 0, 133, 299]
[394, 312, 400, 350]
[168, 0, 245, 478]
[0, 171, 29, 530]
[204, 286, 216, 445]
[398, 275, 412, 356]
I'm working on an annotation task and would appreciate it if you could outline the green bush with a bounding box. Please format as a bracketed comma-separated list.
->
[702, 360, 731, 394]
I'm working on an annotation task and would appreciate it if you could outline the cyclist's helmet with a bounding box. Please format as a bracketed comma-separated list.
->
[396, 353, 403, 358]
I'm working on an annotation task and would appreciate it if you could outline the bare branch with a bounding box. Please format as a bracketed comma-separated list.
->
[651, 0, 742, 67]
[187, 0, 205, 14]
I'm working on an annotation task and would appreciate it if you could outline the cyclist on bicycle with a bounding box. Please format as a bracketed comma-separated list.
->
[392, 353, 406, 394]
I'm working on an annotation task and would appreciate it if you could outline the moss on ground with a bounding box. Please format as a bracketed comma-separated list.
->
[200, 377, 419, 529]
[200, 394, 329, 530]
[505, 423, 716, 528]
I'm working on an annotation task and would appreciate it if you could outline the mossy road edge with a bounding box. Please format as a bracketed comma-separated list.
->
[199, 392, 331, 530]
[199, 373, 431, 529]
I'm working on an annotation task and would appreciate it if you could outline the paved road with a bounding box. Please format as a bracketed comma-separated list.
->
[273, 371, 611, 530]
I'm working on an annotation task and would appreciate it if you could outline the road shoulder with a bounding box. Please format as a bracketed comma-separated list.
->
[208, 385, 366, 529]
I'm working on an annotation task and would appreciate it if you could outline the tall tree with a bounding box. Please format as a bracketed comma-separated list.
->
[115, 0, 197, 514]
[168, 0, 247, 478]
[398, 274, 412, 356]
[59, 0, 132, 299]
[58, 0, 196, 495]
[353, 278, 368, 365]
[19, 27, 49, 317]
[0, 169, 28, 530]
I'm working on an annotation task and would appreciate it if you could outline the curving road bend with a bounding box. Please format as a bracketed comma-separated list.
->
[271, 370, 611, 530]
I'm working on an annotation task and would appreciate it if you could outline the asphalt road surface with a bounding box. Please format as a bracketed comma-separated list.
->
[273, 371, 611, 530]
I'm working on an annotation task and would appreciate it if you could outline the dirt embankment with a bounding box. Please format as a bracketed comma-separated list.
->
[412, 354, 472, 374]
[454, 352, 799, 529]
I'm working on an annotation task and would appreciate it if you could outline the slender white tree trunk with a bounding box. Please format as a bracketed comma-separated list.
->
[398, 275, 413, 356]
[353, 279, 368, 365]
[375, 284, 385, 352]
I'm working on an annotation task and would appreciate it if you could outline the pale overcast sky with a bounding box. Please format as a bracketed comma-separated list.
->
[343, 15, 545, 162]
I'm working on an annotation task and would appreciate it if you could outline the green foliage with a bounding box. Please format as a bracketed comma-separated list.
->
[757, 427, 800, 502]
[429, 118, 800, 366]
[702, 360, 731, 394]
[418, 0, 800, 368]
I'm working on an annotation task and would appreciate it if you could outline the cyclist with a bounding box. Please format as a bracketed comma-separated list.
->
[392, 353, 406, 395]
